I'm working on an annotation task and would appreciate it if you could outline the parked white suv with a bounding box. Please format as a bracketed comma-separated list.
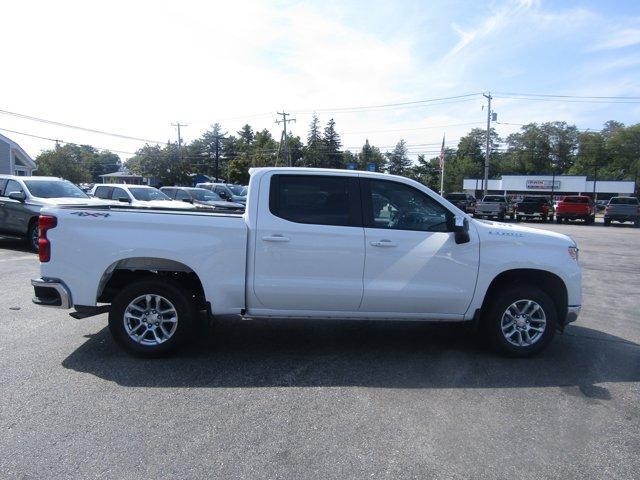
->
[88, 184, 195, 209]
[32, 168, 581, 358]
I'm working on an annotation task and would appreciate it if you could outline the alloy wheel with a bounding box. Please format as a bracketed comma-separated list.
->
[500, 299, 546, 347]
[123, 294, 178, 346]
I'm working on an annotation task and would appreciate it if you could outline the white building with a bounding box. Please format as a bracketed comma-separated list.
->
[0, 132, 37, 176]
[463, 175, 635, 199]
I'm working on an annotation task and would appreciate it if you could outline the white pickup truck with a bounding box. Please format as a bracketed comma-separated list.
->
[31, 168, 582, 357]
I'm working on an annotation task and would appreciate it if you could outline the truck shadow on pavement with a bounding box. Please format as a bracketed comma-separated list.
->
[62, 318, 640, 392]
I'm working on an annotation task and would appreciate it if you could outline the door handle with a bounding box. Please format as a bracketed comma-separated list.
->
[370, 240, 397, 247]
[262, 235, 290, 243]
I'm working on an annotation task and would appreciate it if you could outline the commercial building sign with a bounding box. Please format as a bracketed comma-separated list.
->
[526, 179, 560, 190]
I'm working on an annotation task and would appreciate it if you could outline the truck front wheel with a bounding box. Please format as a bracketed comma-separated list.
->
[108, 278, 196, 357]
[484, 285, 557, 357]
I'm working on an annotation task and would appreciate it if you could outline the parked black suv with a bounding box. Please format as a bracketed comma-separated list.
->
[444, 192, 476, 213]
[515, 196, 553, 222]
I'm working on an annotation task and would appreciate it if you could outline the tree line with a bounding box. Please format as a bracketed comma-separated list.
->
[33, 117, 640, 194]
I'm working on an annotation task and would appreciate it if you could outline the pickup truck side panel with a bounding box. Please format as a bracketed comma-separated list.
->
[41, 208, 247, 314]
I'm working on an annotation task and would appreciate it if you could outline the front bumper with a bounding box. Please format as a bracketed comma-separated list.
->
[565, 305, 581, 325]
[31, 278, 72, 309]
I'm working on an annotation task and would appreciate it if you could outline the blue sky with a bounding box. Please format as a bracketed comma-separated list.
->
[1, 0, 639, 159]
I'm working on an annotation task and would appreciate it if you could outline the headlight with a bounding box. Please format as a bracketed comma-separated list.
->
[568, 246, 579, 261]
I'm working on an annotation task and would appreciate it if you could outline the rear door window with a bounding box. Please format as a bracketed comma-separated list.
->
[94, 186, 113, 199]
[269, 174, 360, 227]
[175, 189, 191, 201]
[111, 187, 129, 201]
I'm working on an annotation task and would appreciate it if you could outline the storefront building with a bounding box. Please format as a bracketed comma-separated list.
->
[462, 175, 635, 200]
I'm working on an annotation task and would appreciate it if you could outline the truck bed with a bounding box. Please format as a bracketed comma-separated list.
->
[40, 204, 248, 313]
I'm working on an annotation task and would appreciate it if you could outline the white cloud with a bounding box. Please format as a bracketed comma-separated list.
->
[591, 28, 640, 50]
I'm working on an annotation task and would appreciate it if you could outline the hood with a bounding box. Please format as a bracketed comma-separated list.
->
[472, 218, 575, 246]
[231, 195, 247, 203]
[36, 197, 114, 206]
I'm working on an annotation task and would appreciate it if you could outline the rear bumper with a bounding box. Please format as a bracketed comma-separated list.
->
[565, 305, 581, 325]
[604, 214, 638, 222]
[31, 277, 72, 309]
[557, 213, 589, 219]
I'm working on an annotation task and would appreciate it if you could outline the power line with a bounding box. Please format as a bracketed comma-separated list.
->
[0, 127, 139, 155]
[0, 109, 166, 144]
[494, 91, 640, 100]
[494, 95, 640, 104]
[292, 93, 482, 114]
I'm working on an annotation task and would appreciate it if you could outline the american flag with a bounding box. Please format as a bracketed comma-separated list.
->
[438, 134, 445, 170]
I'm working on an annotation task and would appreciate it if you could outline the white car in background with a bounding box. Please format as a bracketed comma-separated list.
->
[88, 184, 195, 209]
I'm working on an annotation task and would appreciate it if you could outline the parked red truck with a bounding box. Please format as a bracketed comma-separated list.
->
[555, 196, 595, 224]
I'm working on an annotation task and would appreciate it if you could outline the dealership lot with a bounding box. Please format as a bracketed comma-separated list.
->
[0, 222, 638, 479]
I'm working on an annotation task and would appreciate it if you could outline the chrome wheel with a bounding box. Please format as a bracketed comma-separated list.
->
[500, 299, 546, 347]
[123, 294, 178, 346]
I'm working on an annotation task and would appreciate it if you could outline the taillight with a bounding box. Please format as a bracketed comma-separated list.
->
[38, 215, 57, 262]
[542, 204, 549, 212]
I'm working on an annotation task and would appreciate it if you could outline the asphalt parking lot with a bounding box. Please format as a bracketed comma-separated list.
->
[0, 221, 638, 479]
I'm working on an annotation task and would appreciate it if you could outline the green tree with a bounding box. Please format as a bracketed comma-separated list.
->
[357, 139, 386, 172]
[386, 140, 411, 175]
[126, 143, 190, 185]
[35, 144, 120, 183]
[304, 114, 324, 167]
[322, 118, 342, 168]
[407, 154, 440, 191]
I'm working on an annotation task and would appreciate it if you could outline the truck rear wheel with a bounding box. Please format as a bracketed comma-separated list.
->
[556, 217, 562, 224]
[108, 278, 196, 357]
[27, 219, 39, 252]
[483, 285, 557, 357]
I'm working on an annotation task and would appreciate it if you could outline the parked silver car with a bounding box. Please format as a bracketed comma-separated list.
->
[0, 175, 108, 251]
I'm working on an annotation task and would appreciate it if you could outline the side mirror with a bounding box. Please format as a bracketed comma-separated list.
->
[453, 215, 470, 245]
[8, 191, 26, 202]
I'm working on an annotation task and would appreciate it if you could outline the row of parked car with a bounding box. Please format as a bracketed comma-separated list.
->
[445, 192, 640, 226]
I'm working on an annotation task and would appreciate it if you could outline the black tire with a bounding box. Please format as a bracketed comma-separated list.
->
[634, 218, 640, 228]
[556, 216, 562, 224]
[509, 213, 515, 221]
[604, 218, 611, 226]
[27, 219, 39, 252]
[483, 285, 557, 357]
[108, 277, 196, 357]
[541, 215, 548, 223]
[498, 213, 505, 222]
[515, 215, 521, 222]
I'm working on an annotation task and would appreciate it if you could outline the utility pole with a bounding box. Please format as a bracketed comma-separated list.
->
[211, 131, 227, 181]
[483, 93, 492, 196]
[276, 111, 296, 167]
[592, 164, 598, 200]
[171, 122, 188, 161]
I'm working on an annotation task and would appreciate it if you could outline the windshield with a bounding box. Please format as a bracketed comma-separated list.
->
[609, 197, 638, 205]
[129, 188, 171, 201]
[24, 180, 88, 199]
[226, 184, 245, 195]
[521, 197, 544, 203]
[483, 196, 505, 203]
[190, 189, 222, 201]
[562, 196, 589, 204]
